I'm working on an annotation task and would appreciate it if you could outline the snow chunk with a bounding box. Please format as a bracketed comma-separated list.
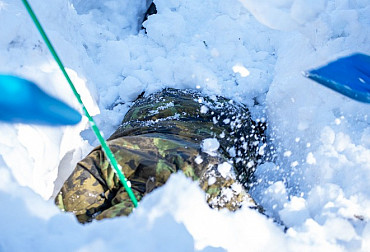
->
[324, 218, 357, 242]
[284, 151, 292, 157]
[217, 162, 232, 178]
[258, 143, 267, 155]
[200, 105, 209, 114]
[306, 152, 316, 165]
[239, 0, 327, 31]
[279, 196, 310, 227]
[208, 176, 216, 185]
[232, 64, 250, 77]
[201, 138, 220, 156]
[334, 132, 351, 152]
[228, 147, 236, 157]
[119, 76, 146, 101]
[320, 127, 335, 145]
[194, 155, 203, 164]
[290, 161, 299, 168]
[231, 183, 243, 194]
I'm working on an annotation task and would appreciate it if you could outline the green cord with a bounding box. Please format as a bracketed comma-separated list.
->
[21, 0, 138, 207]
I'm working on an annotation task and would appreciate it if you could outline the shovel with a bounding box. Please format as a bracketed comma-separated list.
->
[305, 53, 370, 103]
[0, 75, 81, 125]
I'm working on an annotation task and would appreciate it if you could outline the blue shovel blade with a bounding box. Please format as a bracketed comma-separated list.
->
[0, 75, 82, 126]
[305, 53, 370, 103]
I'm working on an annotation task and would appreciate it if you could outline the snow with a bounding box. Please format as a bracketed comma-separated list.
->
[201, 138, 220, 157]
[217, 162, 233, 178]
[0, 0, 369, 251]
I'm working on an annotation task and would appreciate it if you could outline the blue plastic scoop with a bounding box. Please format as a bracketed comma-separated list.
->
[0, 75, 82, 125]
[305, 53, 370, 103]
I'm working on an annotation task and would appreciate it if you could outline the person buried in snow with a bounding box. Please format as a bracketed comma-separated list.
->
[55, 88, 266, 223]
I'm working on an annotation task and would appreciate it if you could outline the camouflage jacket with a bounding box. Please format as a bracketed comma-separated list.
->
[55, 88, 265, 223]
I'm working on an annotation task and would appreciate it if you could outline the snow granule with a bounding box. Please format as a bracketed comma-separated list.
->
[200, 105, 209, 114]
[217, 162, 232, 178]
[208, 176, 216, 185]
[194, 155, 203, 164]
[201, 138, 220, 156]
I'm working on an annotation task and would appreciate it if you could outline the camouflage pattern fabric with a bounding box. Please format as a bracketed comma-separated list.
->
[55, 88, 265, 223]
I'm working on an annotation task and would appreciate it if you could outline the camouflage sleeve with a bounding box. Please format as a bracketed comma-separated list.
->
[55, 149, 111, 223]
[56, 133, 254, 223]
[55, 135, 177, 223]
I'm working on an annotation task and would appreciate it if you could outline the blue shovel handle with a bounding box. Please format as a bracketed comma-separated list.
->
[0, 75, 82, 125]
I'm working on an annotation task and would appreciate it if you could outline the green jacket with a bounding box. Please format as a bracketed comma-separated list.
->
[55, 88, 265, 223]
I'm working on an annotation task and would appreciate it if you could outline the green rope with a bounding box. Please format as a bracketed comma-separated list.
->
[21, 0, 138, 208]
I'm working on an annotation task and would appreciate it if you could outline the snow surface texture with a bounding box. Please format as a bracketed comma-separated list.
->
[0, 0, 369, 251]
